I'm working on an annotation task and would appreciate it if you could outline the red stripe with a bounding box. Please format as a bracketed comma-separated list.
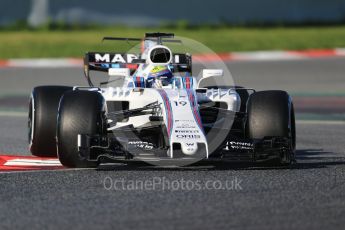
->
[165, 94, 172, 136]
[0, 60, 9, 67]
[188, 91, 203, 129]
[186, 77, 191, 89]
[136, 77, 141, 87]
[193, 53, 233, 62]
[288, 49, 337, 58]
[126, 64, 138, 70]
[159, 90, 173, 136]
[68, 58, 83, 65]
[0, 48, 344, 69]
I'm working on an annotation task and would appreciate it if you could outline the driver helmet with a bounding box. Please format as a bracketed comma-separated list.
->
[147, 65, 174, 88]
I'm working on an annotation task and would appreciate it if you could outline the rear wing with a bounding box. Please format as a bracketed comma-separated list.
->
[102, 32, 180, 44]
[83, 52, 192, 86]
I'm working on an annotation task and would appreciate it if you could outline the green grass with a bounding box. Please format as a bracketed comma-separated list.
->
[1, 26, 345, 58]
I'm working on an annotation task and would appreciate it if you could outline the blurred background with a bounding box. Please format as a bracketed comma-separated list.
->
[3, 0, 345, 27]
[0, 0, 345, 58]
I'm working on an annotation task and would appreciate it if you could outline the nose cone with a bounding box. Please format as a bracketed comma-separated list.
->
[181, 142, 198, 155]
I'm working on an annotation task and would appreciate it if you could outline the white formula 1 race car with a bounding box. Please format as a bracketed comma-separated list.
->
[28, 33, 296, 168]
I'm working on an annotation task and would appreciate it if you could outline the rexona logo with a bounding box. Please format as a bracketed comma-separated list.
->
[95, 54, 138, 63]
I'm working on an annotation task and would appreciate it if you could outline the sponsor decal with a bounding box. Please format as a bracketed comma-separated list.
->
[175, 119, 194, 122]
[94, 54, 139, 63]
[228, 141, 254, 150]
[128, 141, 154, 150]
[176, 134, 201, 139]
[151, 66, 167, 73]
[174, 101, 188, 106]
[175, 130, 199, 134]
[93, 54, 185, 64]
[176, 124, 196, 129]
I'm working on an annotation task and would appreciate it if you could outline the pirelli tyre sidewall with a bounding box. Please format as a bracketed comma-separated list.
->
[29, 86, 73, 157]
[246, 90, 296, 164]
[57, 90, 105, 168]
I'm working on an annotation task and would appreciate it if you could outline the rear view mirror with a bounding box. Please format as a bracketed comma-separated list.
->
[108, 68, 130, 78]
[202, 69, 223, 79]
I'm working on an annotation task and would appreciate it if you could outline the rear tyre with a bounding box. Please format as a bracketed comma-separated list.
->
[57, 90, 105, 168]
[246, 90, 296, 165]
[29, 86, 72, 157]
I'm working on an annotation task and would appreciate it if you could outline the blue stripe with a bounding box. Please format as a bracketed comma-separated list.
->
[141, 77, 145, 88]
[187, 89, 205, 135]
[158, 90, 174, 138]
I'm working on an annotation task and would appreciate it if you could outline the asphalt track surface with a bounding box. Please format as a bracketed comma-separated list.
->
[0, 58, 345, 230]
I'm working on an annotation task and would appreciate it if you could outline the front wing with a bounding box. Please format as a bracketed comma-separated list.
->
[77, 131, 293, 165]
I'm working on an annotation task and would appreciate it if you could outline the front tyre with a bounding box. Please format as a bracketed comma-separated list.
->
[246, 90, 296, 165]
[57, 90, 106, 168]
[29, 86, 72, 157]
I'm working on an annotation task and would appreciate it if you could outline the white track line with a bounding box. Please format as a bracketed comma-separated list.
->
[0, 168, 92, 174]
[231, 51, 304, 61]
[0, 111, 27, 117]
[335, 48, 345, 55]
[296, 120, 345, 125]
[7, 59, 82, 68]
[4, 159, 61, 166]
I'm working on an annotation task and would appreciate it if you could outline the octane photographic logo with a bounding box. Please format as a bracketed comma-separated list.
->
[103, 36, 236, 167]
[102, 176, 243, 191]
